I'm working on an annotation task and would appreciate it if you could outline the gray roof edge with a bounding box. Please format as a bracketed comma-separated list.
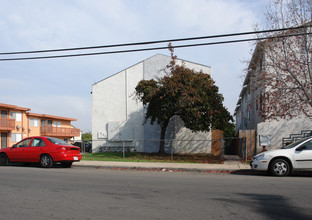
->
[92, 53, 211, 86]
[92, 54, 162, 86]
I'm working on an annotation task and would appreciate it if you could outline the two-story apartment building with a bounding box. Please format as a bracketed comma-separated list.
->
[235, 25, 312, 156]
[0, 103, 80, 148]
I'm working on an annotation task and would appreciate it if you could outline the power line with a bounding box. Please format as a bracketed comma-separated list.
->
[0, 30, 311, 61]
[0, 25, 310, 56]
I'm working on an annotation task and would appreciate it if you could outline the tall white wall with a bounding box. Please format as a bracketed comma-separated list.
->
[92, 62, 144, 152]
[92, 54, 212, 153]
[165, 116, 212, 154]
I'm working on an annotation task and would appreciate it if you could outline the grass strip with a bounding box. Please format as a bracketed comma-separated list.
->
[81, 152, 223, 164]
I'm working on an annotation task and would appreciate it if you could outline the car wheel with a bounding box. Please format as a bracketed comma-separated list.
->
[61, 162, 73, 168]
[269, 159, 290, 176]
[40, 154, 53, 168]
[0, 154, 9, 166]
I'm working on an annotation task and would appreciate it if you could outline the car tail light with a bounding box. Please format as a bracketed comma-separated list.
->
[57, 146, 80, 151]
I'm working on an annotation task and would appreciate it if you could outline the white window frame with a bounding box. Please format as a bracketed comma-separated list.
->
[29, 118, 39, 127]
[10, 111, 22, 122]
[54, 121, 61, 127]
[10, 133, 22, 142]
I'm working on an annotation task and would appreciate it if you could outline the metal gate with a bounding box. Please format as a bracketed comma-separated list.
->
[222, 137, 247, 161]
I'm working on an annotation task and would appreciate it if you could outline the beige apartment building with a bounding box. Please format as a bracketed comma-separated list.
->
[0, 103, 80, 148]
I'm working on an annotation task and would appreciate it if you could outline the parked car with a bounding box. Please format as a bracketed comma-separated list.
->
[250, 136, 312, 176]
[0, 136, 82, 168]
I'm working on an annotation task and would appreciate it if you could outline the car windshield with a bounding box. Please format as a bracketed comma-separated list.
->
[281, 137, 312, 149]
[47, 137, 71, 146]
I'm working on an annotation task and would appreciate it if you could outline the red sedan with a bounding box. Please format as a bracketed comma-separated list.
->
[0, 136, 82, 168]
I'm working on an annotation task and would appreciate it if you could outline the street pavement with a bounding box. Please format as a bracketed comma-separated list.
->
[74, 159, 251, 172]
[2, 165, 312, 219]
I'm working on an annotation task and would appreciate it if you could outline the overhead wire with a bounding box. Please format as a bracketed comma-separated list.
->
[0, 26, 308, 55]
[0, 25, 311, 61]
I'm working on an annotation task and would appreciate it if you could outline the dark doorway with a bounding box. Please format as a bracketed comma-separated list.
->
[1, 133, 8, 148]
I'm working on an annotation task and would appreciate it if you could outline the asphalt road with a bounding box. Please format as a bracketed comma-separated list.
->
[0, 166, 312, 220]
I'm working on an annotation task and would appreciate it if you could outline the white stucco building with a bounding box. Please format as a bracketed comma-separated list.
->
[92, 54, 212, 153]
[235, 27, 312, 154]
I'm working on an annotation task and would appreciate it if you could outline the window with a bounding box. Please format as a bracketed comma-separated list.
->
[10, 133, 22, 142]
[16, 138, 31, 148]
[47, 137, 70, 146]
[54, 121, 61, 127]
[283, 137, 312, 149]
[31, 138, 46, 147]
[10, 112, 22, 122]
[300, 140, 312, 150]
[29, 118, 39, 127]
[259, 94, 263, 111]
[41, 119, 46, 126]
[1, 110, 8, 118]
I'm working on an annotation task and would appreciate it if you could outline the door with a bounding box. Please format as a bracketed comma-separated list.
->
[26, 138, 46, 162]
[7, 138, 32, 162]
[294, 139, 312, 169]
[1, 133, 7, 148]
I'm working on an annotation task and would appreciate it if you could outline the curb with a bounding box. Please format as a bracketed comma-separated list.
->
[73, 164, 252, 174]
[74, 164, 312, 176]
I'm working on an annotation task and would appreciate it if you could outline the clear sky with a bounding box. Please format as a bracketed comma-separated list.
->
[0, 0, 268, 132]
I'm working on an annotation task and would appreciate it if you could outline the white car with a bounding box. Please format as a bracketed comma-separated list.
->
[250, 136, 312, 176]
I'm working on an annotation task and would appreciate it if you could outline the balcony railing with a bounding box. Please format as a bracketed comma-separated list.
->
[0, 118, 15, 130]
[40, 126, 80, 137]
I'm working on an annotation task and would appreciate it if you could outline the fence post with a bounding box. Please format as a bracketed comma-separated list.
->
[221, 138, 225, 160]
[171, 139, 174, 161]
[123, 141, 125, 159]
[211, 130, 223, 156]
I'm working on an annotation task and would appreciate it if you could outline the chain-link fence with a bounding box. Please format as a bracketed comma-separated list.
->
[73, 137, 248, 161]
[73, 138, 224, 160]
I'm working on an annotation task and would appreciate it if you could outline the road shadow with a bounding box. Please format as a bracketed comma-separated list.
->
[230, 169, 312, 177]
[215, 193, 311, 219]
[240, 193, 311, 219]
[5, 163, 72, 169]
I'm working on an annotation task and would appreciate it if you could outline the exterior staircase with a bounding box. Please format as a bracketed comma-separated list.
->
[282, 130, 312, 147]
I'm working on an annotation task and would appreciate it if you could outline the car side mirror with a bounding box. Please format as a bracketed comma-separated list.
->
[12, 144, 17, 148]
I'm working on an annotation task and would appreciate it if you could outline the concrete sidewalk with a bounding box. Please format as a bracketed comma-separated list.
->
[73, 160, 251, 172]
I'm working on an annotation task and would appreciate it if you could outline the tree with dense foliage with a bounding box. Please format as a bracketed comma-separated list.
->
[254, 0, 312, 120]
[135, 47, 232, 153]
[82, 132, 92, 141]
[223, 122, 236, 138]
